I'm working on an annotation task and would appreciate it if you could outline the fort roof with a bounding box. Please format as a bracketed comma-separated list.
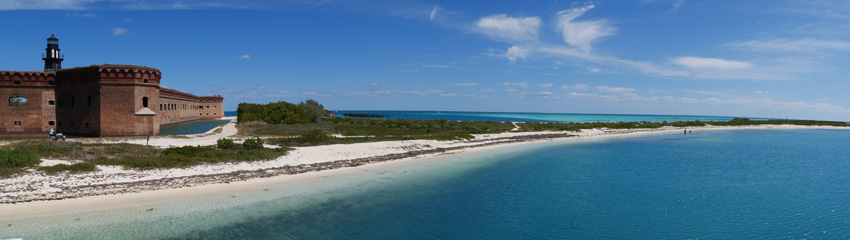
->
[0, 71, 56, 86]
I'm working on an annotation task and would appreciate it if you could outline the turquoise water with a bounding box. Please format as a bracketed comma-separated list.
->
[332, 110, 764, 123]
[4, 129, 850, 238]
[159, 119, 231, 136]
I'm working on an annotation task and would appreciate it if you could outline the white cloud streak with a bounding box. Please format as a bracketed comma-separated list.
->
[670, 57, 753, 70]
[729, 38, 850, 53]
[475, 14, 541, 42]
[429, 4, 439, 21]
[503, 82, 528, 88]
[555, 4, 615, 53]
[111, 27, 129, 36]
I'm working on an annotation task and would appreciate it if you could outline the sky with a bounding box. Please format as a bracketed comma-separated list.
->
[1, 0, 850, 121]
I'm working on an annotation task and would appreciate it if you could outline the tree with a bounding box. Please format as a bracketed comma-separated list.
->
[263, 101, 310, 124]
[299, 99, 325, 123]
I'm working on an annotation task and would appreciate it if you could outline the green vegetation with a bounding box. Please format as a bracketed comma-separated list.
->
[216, 138, 238, 150]
[709, 118, 848, 127]
[0, 139, 288, 174]
[266, 129, 476, 147]
[38, 162, 97, 174]
[299, 99, 326, 123]
[239, 117, 514, 146]
[0, 148, 41, 178]
[237, 101, 310, 124]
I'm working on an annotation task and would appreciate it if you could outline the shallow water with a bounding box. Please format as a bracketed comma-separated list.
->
[158, 119, 231, 136]
[4, 129, 850, 239]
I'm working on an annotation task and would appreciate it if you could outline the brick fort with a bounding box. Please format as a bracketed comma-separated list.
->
[1, 35, 224, 137]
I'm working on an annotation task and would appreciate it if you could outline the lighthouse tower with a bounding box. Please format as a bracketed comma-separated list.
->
[42, 34, 63, 72]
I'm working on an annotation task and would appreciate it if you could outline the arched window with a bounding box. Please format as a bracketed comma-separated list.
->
[142, 97, 149, 108]
[87, 96, 92, 107]
[9, 96, 27, 107]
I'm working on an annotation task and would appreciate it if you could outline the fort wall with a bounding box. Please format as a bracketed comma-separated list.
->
[0, 65, 223, 138]
[200, 96, 224, 119]
[0, 71, 56, 137]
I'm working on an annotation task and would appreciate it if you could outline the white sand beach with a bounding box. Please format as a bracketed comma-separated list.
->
[1, 120, 848, 218]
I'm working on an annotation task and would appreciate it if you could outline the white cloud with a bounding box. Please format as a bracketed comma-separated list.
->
[555, 5, 615, 53]
[671, 57, 753, 70]
[455, 83, 479, 87]
[475, 14, 541, 42]
[112, 27, 129, 36]
[429, 4, 439, 21]
[537, 83, 553, 89]
[423, 64, 463, 69]
[0, 0, 89, 10]
[66, 12, 97, 18]
[235, 54, 251, 59]
[505, 45, 530, 63]
[503, 82, 528, 88]
[572, 84, 590, 91]
[588, 66, 601, 73]
[596, 86, 636, 93]
[729, 38, 850, 53]
[754, 90, 769, 94]
[641, 0, 687, 12]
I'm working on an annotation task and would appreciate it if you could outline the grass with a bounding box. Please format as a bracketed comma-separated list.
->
[266, 129, 476, 147]
[0, 148, 41, 178]
[1, 139, 290, 172]
[38, 162, 98, 174]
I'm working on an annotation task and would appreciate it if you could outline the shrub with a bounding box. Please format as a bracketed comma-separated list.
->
[299, 99, 325, 123]
[217, 138, 238, 150]
[295, 130, 333, 145]
[39, 162, 97, 174]
[243, 137, 265, 150]
[0, 149, 40, 168]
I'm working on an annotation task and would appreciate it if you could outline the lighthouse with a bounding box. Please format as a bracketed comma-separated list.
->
[42, 34, 63, 72]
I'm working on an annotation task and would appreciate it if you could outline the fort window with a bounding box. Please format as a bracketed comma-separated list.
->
[70, 97, 76, 108]
[13, 80, 21, 85]
[49, 121, 55, 126]
[143, 78, 149, 83]
[85, 122, 89, 128]
[57, 98, 63, 107]
[9, 96, 27, 107]
[142, 97, 149, 108]
[48, 100, 55, 105]
[207, 105, 210, 108]
[70, 122, 74, 127]
[87, 96, 92, 107]
[200, 113, 202, 116]
[160, 104, 163, 111]
[14, 121, 21, 126]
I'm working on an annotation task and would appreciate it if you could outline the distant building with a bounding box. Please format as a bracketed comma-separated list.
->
[0, 35, 223, 137]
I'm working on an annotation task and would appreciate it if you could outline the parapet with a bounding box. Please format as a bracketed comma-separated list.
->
[56, 64, 161, 85]
[200, 95, 223, 102]
[160, 88, 201, 102]
[0, 71, 56, 86]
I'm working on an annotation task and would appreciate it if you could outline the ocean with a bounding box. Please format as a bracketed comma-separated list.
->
[4, 129, 850, 239]
[332, 110, 763, 123]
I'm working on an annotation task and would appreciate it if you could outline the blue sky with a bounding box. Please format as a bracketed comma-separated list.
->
[2, 0, 850, 120]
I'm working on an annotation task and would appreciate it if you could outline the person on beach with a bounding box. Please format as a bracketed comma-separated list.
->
[49, 128, 54, 139]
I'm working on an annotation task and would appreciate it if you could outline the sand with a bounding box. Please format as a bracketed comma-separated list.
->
[1, 121, 848, 217]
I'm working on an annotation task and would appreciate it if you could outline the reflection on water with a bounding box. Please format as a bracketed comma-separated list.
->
[159, 119, 230, 136]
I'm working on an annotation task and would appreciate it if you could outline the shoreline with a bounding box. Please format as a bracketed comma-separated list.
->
[1, 123, 848, 216]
